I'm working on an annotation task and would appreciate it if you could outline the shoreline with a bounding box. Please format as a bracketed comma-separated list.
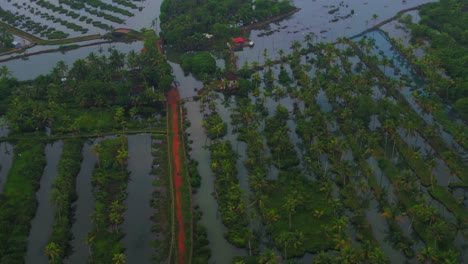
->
[0, 4, 428, 63]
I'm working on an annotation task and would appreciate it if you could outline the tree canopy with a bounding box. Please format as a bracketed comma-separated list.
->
[160, 0, 295, 50]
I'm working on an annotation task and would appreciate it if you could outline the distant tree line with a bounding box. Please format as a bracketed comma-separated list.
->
[1, 31, 173, 134]
[159, 0, 295, 50]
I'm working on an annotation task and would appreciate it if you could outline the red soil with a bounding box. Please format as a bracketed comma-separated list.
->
[168, 88, 186, 263]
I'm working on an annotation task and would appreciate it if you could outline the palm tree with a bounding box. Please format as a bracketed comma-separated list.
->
[258, 249, 280, 264]
[116, 147, 128, 172]
[53, 60, 69, 80]
[277, 231, 293, 259]
[109, 48, 126, 76]
[85, 234, 95, 258]
[283, 191, 303, 229]
[112, 252, 126, 264]
[417, 246, 438, 264]
[0, 65, 12, 79]
[424, 155, 437, 189]
[50, 186, 67, 224]
[109, 200, 124, 232]
[45, 242, 61, 263]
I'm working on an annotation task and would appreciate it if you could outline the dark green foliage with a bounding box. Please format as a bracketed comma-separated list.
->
[89, 137, 128, 263]
[408, 0, 468, 109]
[0, 27, 13, 47]
[0, 77, 17, 113]
[49, 139, 84, 262]
[454, 97, 468, 120]
[278, 66, 292, 86]
[192, 52, 217, 77]
[209, 141, 249, 247]
[265, 104, 299, 170]
[181, 51, 217, 79]
[202, 112, 227, 140]
[5, 32, 170, 135]
[160, 0, 295, 50]
[192, 208, 211, 263]
[189, 160, 201, 188]
[0, 140, 46, 263]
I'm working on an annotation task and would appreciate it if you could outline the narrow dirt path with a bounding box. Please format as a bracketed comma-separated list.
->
[168, 88, 185, 263]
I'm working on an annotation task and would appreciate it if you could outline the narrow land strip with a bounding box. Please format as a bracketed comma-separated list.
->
[168, 88, 186, 263]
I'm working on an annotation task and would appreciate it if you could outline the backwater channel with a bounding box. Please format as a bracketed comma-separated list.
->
[2, 0, 447, 263]
[25, 141, 64, 264]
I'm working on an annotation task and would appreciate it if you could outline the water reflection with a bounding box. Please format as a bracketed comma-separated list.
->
[67, 139, 99, 264]
[122, 134, 154, 263]
[26, 141, 64, 264]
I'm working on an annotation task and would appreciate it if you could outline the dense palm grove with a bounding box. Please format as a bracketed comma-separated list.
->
[3, 32, 171, 134]
[0, 32, 173, 263]
[195, 32, 466, 262]
[0, 0, 466, 263]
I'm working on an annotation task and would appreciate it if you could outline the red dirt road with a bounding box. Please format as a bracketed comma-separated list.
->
[168, 88, 185, 263]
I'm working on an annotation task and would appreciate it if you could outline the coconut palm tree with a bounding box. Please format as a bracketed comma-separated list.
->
[417, 246, 438, 264]
[0, 65, 12, 79]
[283, 193, 300, 229]
[45, 242, 61, 264]
[112, 252, 126, 264]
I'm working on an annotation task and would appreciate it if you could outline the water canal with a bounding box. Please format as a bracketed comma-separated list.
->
[25, 141, 64, 264]
[67, 139, 100, 264]
[122, 134, 155, 263]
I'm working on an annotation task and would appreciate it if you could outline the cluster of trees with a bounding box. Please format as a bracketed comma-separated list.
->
[180, 51, 217, 79]
[265, 105, 299, 170]
[0, 140, 46, 263]
[159, 0, 295, 50]
[209, 141, 250, 247]
[3, 32, 172, 134]
[406, 0, 468, 119]
[200, 86, 250, 248]
[47, 139, 84, 263]
[351, 34, 464, 259]
[0, 28, 13, 48]
[197, 27, 466, 262]
[88, 137, 128, 263]
[202, 112, 227, 140]
[192, 208, 211, 263]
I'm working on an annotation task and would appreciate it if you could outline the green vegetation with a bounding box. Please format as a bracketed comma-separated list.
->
[180, 51, 217, 79]
[0, 27, 13, 48]
[3, 33, 169, 136]
[0, 30, 181, 264]
[149, 133, 172, 262]
[201, 25, 465, 261]
[0, 1, 466, 263]
[395, 0, 468, 145]
[160, 0, 295, 50]
[202, 112, 227, 140]
[209, 141, 250, 247]
[192, 208, 211, 263]
[0, 140, 46, 263]
[88, 136, 128, 263]
[48, 139, 84, 262]
[410, 0, 468, 107]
